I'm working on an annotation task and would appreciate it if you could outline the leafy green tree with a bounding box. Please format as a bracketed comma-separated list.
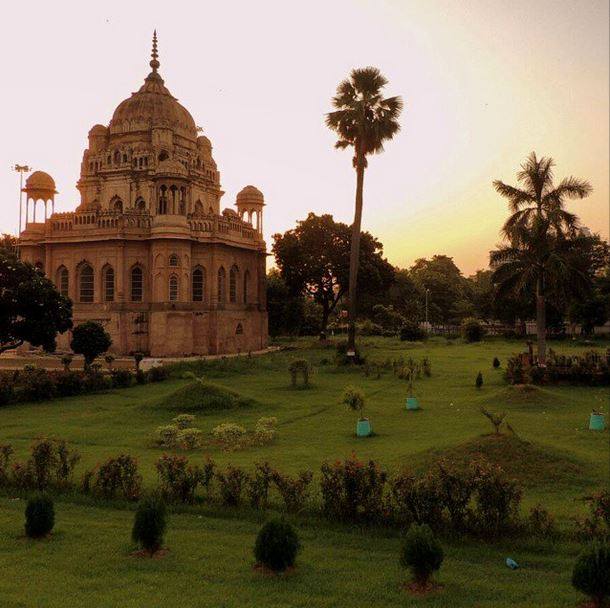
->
[272, 213, 394, 338]
[0, 252, 72, 353]
[410, 255, 470, 323]
[326, 67, 402, 353]
[491, 152, 592, 364]
[70, 321, 112, 370]
[0, 234, 17, 255]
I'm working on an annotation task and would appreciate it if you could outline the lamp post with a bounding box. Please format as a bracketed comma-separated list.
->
[425, 288, 430, 328]
[13, 164, 31, 237]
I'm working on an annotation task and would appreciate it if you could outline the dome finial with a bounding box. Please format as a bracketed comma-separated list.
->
[150, 30, 160, 72]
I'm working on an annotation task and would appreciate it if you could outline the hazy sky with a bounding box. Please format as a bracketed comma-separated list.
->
[2, 0, 608, 274]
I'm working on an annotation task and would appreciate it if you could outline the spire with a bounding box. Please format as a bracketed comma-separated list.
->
[150, 30, 160, 73]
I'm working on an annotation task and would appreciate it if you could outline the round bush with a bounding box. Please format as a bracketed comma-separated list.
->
[399, 321, 425, 342]
[492, 357, 500, 369]
[132, 494, 167, 554]
[254, 518, 300, 572]
[572, 543, 610, 607]
[461, 317, 485, 343]
[400, 523, 444, 584]
[25, 493, 55, 538]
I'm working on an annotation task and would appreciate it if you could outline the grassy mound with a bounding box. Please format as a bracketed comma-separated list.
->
[483, 384, 558, 411]
[420, 433, 587, 488]
[155, 380, 256, 413]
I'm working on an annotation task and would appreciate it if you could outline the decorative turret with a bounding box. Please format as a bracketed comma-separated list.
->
[22, 171, 57, 224]
[236, 185, 264, 235]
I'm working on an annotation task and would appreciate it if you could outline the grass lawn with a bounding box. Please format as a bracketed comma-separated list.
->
[0, 496, 585, 607]
[0, 336, 608, 606]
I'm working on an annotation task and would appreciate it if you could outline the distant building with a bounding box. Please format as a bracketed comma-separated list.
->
[19, 33, 268, 356]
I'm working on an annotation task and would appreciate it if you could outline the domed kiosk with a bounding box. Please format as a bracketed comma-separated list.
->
[18, 32, 268, 357]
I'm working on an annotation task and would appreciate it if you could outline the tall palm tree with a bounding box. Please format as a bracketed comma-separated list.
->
[326, 67, 402, 353]
[491, 152, 592, 364]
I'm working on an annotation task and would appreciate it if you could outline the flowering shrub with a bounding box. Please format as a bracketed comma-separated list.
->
[272, 469, 313, 513]
[18, 368, 57, 402]
[247, 461, 275, 509]
[217, 465, 250, 506]
[574, 491, 610, 542]
[461, 317, 485, 342]
[288, 359, 310, 387]
[388, 469, 443, 527]
[110, 369, 133, 388]
[156, 454, 203, 503]
[172, 414, 196, 430]
[84, 454, 142, 501]
[212, 423, 247, 451]
[54, 371, 85, 397]
[320, 454, 387, 523]
[470, 458, 522, 537]
[154, 425, 179, 449]
[254, 417, 278, 445]
[528, 503, 557, 539]
[178, 428, 202, 450]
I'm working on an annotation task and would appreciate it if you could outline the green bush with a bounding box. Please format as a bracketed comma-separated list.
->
[254, 519, 301, 572]
[54, 371, 84, 397]
[212, 423, 247, 451]
[400, 321, 426, 342]
[475, 371, 483, 389]
[111, 369, 133, 388]
[84, 454, 142, 501]
[155, 425, 179, 448]
[320, 454, 386, 523]
[178, 428, 202, 450]
[571, 543, 610, 608]
[461, 317, 485, 343]
[19, 368, 57, 402]
[172, 414, 196, 429]
[70, 321, 112, 370]
[492, 357, 501, 369]
[132, 494, 167, 555]
[148, 365, 169, 382]
[135, 369, 147, 385]
[217, 465, 249, 506]
[0, 374, 14, 405]
[25, 493, 55, 538]
[400, 523, 444, 585]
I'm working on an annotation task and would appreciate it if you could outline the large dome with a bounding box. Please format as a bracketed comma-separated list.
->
[108, 34, 197, 141]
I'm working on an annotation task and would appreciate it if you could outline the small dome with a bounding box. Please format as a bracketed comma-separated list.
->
[89, 124, 107, 135]
[236, 185, 264, 206]
[24, 171, 57, 193]
[156, 158, 188, 177]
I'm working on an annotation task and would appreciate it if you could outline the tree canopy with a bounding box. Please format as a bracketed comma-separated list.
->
[0, 252, 73, 353]
[272, 213, 395, 336]
[70, 321, 112, 369]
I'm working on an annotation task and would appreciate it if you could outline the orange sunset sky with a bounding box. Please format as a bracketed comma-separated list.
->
[1, 0, 608, 275]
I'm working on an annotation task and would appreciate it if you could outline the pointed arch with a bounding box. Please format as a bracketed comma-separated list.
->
[169, 274, 179, 302]
[78, 262, 94, 302]
[229, 264, 239, 303]
[130, 265, 144, 302]
[217, 266, 226, 304]
[102, 264, 115, 302]
[192, 266, 206, 302]
[56, 265, 69, 298]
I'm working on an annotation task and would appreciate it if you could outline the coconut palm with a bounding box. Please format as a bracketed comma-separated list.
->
[491, 152, 592, 364]
[326, 67, 402, 353]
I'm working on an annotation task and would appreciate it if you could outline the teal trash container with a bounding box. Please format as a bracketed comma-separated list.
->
[356, 419, 372, 437]
[589, 413, 605, 431]
[406, 397, 420, 411]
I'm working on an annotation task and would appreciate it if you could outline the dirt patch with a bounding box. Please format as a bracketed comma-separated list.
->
[401, 581, 444, 596]
[253, 563, 297, 577]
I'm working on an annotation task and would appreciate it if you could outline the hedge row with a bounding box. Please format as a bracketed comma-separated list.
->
[0, 365, 169, 406]
[5, 440, 607, 541]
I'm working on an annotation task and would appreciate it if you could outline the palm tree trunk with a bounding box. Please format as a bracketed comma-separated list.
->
[347, 150, 366, 354]
[536, 272, 546, 366]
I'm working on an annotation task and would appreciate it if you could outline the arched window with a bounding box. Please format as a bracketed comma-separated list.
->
[217, 267, 226, 304]
[103, 265, 115, 302]
[158, 150, 169, 162]
[243, 270, 250, 304]
[135, 197, 146, 211]
[131, 266, 143, 302]
[110, 196, 123, 212]
[79, 264, 94, 302]
[168, 254, 179, 267]
[169, 274, 179, 301]
[158, 185, 168, 214]
[229, 265, 238, 303]
[194, 200, 203, 215]
[57, 266, 69, 298]
[192, 267, 205, 302]
[235, 323, 244, 335]
[113, 150, 121, 164]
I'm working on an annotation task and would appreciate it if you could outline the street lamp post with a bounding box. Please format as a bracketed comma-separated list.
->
[13, 164, 31, 237]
